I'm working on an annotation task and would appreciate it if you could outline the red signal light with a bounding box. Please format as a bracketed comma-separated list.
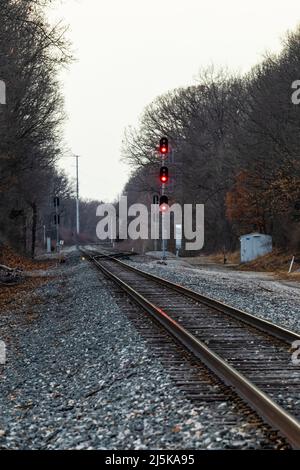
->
[160, 166, 169, 184]
[159, 137, 168, 155]
[159, 195, 169, 212]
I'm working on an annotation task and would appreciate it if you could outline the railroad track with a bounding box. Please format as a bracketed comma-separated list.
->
[81, 247, 300, 448]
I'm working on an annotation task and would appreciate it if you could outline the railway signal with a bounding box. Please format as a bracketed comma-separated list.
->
[158, 137, 170, 259]
[160, 195, 169, 212]
[54, 214, 60, 225]
[159, 166, 169, 184]
[159, 137, 168, 155]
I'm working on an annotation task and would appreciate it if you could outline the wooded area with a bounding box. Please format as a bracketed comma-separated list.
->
[1, 2, 300, 257]
[0, 0, 100, 258]
[122, 28, 300, 254]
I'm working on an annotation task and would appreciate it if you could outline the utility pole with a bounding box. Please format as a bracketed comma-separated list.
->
[62, 154, 81, 247]
[75, 155, 80, 247]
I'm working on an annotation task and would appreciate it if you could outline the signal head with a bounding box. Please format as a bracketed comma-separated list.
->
[159, 166, 169, 184]
[159, 137, 168, 155]
[159, 195, 169, 212]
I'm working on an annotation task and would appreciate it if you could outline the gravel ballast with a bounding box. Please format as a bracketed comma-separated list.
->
[0, 255, 287, 449]
[124, 258, 300, 334]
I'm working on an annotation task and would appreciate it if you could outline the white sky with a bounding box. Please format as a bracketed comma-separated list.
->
[49, 0, 300, 202]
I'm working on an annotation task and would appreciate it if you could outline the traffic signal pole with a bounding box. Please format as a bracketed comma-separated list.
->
[158, 137, 169, 261]
[161, 155, 167, 260]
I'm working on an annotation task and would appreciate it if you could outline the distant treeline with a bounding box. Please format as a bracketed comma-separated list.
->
[122, 27, 300, 253]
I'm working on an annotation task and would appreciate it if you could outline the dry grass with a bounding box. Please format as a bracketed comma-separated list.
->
[0, 245, 54, 271]
[232, 249, 300, 283]
[207, 251, 240, 265]
[275, 271, 300, 281]
[237, 249, 299, 273]
[0, 245, 56, 322]
[203, 249, 300, 282]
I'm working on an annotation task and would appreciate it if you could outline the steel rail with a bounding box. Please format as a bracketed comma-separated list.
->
[96, 253, 300, 344]
[84, 251, 300, 449]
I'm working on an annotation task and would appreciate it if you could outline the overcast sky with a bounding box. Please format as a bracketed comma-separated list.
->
[49, 0, 300, 202]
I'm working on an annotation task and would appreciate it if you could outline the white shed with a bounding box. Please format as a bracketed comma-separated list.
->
[240, 233, 272, 263]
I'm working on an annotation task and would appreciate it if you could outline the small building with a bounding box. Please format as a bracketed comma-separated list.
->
[240, 233, 272, 263]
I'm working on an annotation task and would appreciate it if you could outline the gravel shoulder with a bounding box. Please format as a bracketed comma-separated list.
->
[124, 257, 300, 334]
[0, 255, 287, 449]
